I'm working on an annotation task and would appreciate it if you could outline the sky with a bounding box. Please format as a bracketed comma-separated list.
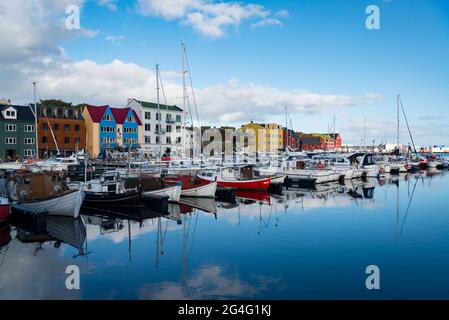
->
[0, 0, 448, 146]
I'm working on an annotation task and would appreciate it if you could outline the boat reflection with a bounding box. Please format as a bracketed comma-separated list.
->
[10, 212, 86, 257]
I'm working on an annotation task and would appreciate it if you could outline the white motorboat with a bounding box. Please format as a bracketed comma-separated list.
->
[141, 183, 182, 203]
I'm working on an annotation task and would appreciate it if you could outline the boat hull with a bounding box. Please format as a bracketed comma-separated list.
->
[0, 197, 11, 223]
[12, 189, 85, 218]
[142, 185, 182, 202]
[181, 181, 217, 197]
[83, 191, 140, 205]
[198, 176, 271, 190]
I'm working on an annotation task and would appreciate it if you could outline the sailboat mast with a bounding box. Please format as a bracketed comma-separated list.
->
[181, 43, 187, 157]
[285, 106, 288, 150]
[156, 64, 161, 160]
[33, 82, 39, 159]
[397, 94, 400, 152]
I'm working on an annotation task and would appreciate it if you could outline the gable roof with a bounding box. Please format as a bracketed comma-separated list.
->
[133, 99, 182, 112]
[0, 104, 35, 121]
[110, 107, 129, 124]
[85, 105, 109, 123]
[110, 107, 143, 125]
[132, 109, 142, 125]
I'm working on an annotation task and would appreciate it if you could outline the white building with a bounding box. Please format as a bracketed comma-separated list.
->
[126, 98, 185, 156]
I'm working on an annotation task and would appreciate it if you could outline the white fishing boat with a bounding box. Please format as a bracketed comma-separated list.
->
[141, 183, 182, 203]
[7, 171, 84, 218]
[286, 169, 341, 184]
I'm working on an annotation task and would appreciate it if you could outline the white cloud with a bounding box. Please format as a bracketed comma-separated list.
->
[2, 56, 381, 126]
[98, 0, 118, 11]
[251, 18, 282, 29]
[105, 35, 125, 45]
[275, 9, 289, 18]
[136, 0, 287, 38]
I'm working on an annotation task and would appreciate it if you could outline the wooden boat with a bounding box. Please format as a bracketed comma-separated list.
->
[68, 171, 139, 206]
[163, 175, 217, 197]
[197, 166, 271, 190]
[0, 196, 11, 223]
[7, 171, 84, 218]
[125, 173, 181, 203]
[141, 183, 182, 203]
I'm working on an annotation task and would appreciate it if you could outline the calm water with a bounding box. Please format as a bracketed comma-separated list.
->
[1, 171, 449, 300]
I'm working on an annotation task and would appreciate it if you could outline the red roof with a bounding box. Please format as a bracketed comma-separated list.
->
[85, 105, 108, 123]
[132, 109, 142, 125]
[110, 107, 130, 124]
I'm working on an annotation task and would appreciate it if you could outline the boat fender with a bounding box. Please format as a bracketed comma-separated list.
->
[87, 183, 92, 190]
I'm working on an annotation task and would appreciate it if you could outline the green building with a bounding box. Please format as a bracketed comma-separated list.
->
[0, 103, 37, 160]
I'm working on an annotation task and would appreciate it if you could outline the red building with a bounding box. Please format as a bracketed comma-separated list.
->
[283, 128, 300, 150]
[299, 133, 342, 151]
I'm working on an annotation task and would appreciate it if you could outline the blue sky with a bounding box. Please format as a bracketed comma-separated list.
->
[1, 0, 448, 145]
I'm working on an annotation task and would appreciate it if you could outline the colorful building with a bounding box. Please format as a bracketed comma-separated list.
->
[299, 133, 342, 151]
[283, 128, 300, 150]
[240, 122, 283, 153]
[0, 103, 36, 159]
[83, 105, 142, 157]
[37, 103, 86, 158]
[126, 98, 184, 155]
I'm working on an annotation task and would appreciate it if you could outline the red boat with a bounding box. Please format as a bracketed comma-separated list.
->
[0, 197, 11, 223]
[197, 166, 271, 191]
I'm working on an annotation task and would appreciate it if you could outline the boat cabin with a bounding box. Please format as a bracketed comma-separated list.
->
[8, 171, 65, 201]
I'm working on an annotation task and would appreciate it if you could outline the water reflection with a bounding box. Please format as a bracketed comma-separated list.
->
[1, 171, 449, 299]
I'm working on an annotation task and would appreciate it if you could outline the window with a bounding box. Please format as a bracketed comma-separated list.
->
[155, 124, 160, 133]
[53, 123, 59, 131]
[124, 127, 137, 134]
[24, 125, 34, 132]
[156, 112, 161, 121]
[176, 137, 181, 144]
[5, 137, 16, 144]
[24, 149, 34, 157]
[176, 126, 181, 133]
[166, 125, 172, 133]
[126, 116, 133, 122]
[166, 114, 172, 122]
[144, 136, 151, 143]
[156, 136, 160, 144]
[64, 124, 70, 131]
[176, 115, 181, 122]
[64, 137, 70, 144]
[42, 123, 48, 131]
[102, 114, 113, 121]
[5, 124, 16, 132]
[24, 138, 35, 145]
[74, 137, 80, 144]
[166, 137, 171, 144]
[145, 112, 151, 120]
[124, 138, 137, 145]
[75, 124, 80, 131]
[145, 123, 151, 131]
[5, 110, 16, 118]
[42, 136, 48, 143]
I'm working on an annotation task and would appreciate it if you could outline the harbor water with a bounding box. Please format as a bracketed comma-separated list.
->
[1, 171, 449, 299]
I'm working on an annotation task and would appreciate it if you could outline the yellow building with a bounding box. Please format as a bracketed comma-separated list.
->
[240, 121, 283, 153]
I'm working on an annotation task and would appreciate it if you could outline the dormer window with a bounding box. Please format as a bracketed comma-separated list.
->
[126, 116, 133, 122]
[3, 107, 17, 120]
[103, 114, 113, 121]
